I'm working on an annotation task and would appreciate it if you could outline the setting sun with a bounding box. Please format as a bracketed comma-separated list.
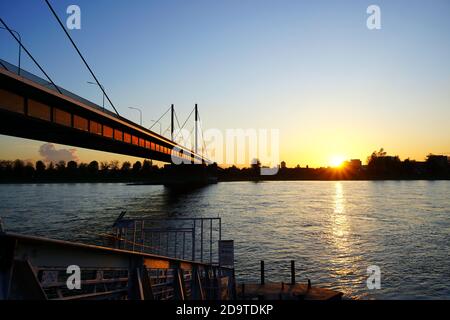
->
[329, 155, 346, 168]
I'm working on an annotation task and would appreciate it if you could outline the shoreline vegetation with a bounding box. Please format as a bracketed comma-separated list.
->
[1, 150, 449, 183]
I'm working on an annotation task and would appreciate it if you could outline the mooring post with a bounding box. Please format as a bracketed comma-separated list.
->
[200, 218, 204, 262]
[171, 104, 174, 141]
[260, 260, 265, 285]
[291, 260, 296, 285]
[192, 220, 196, 261]
[194, 104, 198, 154]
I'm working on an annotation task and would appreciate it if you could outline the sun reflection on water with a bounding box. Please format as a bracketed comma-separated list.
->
[329, 182, 363, 297]
[332, 182, 348, 238]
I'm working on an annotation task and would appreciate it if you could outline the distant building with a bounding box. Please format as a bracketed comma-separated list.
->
[426, 155, 449, 175]
[280, 161, 287, 169]
[345, 159, 362, 171]
[350, 159, 362, 169]
[427, 155, 449, 166]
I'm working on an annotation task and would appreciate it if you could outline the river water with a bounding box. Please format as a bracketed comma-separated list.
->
[0, 181, 449, 299]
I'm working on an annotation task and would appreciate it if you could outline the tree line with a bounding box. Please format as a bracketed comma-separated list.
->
[0, 149, 449, 182]
[220, 150, 450, 181]
[0, 159, 161, 182]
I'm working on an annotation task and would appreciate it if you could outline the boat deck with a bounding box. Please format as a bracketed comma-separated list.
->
[238, 282, 343, 300]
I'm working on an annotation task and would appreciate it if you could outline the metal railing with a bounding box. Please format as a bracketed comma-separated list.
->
[108, 216, 222, 265]
[0, 58, 118, 118]
[0, 232, 235, 300]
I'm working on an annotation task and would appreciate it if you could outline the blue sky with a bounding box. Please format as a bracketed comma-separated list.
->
[1, 0, 449, 167]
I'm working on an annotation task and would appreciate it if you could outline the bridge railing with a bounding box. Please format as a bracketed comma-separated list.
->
[0, 58, 118, 118]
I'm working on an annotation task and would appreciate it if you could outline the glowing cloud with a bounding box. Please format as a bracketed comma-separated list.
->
[39, 143, 79, 163]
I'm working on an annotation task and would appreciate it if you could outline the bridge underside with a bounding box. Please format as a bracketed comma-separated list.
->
[0, 109, 170, 162]
[0, 64, 208, 164]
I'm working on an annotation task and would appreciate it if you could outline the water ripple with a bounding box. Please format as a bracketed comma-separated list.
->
[0, 181, 449, 299]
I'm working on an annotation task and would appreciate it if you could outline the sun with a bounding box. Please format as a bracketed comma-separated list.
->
[329, 155, 346, 168]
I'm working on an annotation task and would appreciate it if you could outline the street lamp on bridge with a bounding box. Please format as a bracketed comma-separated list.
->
[87, 81, 105, 109]
[0, 26, 22, 76]
[128, 107, 143, 126]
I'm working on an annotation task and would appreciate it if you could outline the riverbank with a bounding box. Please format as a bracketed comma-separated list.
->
[1, 177, 450, 184]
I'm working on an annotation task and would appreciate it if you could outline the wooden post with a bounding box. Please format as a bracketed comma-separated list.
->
[141, 267, 154, 300]
[291, 260, 295, 285]
[191, 265, 205, 300]
[135, 268, 145, 300]
[260, 260, 265, 285]
[204, 266, 211, 299]
[127, 258, 144, 300]
[213, 267, 218, 300]
[174, 265, 186, 301]
[200, 219, 203, 262]
[141, 220, 145, 252]
[231, 268, 237, 300]
[192, 221, 196, 261]
[8, 260, 47, 300]
[132, 221, 136, 251]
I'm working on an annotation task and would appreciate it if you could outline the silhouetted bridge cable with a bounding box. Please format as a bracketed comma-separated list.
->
[149, 105, 182, 141]
[149, 104, 208, 156]
[196, 109, 209, 158]
[0, 60, 8, 70]
[0, 17, 61, 94]
[44, 0, 120, 116]
[149, 105, 172, 134]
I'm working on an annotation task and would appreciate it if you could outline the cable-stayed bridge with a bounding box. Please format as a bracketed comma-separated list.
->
[0, 60, 211, 165]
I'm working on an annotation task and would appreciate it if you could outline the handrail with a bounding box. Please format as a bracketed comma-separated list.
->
[0, 232, 232, 271]
[0, 231, 235, 300]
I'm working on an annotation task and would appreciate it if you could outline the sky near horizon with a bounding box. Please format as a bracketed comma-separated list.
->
[0, 0, 449, 168]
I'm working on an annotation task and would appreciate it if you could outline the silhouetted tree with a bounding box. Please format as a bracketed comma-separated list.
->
[35, 161, 46, 176]
[13, 159, 25, 178]
[121, 161, 131, 172]
[250, 158, 261, 178]
[0, 161, 13, 180]
[100, 161, 109, 171]
[78, 163, 88, 178]
[109, 160, 120, 171]
[88, 161, 99, 177]
[66, 161, 78, 179]
[56, 161, 66, 173]
[367, 149, 401, 178]
[132, 161, 142, 174]
[24, 162, 35, 179]
[426, 154, 449, 178]
[142, 160, 153, 176]
[47, 162, 55, 178]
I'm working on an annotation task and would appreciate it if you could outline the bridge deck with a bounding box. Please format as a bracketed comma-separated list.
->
[0, 59, 209, 164]
[238, 282, 343, 301]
